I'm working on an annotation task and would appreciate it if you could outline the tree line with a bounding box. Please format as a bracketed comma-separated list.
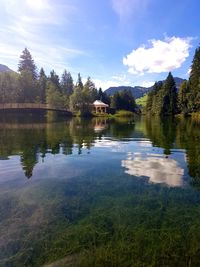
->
[0, 48, 136, 115]
[146, 45, 200, 116]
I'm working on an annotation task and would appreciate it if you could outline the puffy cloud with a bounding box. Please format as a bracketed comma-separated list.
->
[93, 79, 121, 90]
[140, 81, 154, 87]
[121, 152, 184, 187]
[123, 37, 192, 74]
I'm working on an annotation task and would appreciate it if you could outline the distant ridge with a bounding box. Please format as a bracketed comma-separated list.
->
[0, 64, 12, 72]
[105, 77, 186, 99]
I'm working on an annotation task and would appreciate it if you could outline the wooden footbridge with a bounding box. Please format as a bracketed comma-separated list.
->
[0, 103, 71, 113]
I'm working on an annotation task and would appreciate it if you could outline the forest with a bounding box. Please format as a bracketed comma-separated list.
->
[0, 48, 136, 116]
[0, 45, 200, 116]
[146, 46, 200, 116]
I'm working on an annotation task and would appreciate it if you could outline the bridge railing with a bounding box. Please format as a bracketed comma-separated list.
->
[0, 103, 68, 111]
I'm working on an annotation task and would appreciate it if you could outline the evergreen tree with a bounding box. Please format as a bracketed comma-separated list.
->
[61, 70, 74, 96]
[46, 81, 65, 108]
[38, 68, 47, 103]
[0, 72, 20, 103]
[110, 92, 121, 110]
[76, 73, 83, 90]
[178, 81, 190, 114]
[161, 72, 177, 115]
[188, 46, 200, 111]
[98, 88, 110, 104]
[146, 90, 154, 113]
[84, 77, 98, 101]
[152, 81, 163, 115]
[49, 70, 60, 89]
[111, 90, 136, 111]
[18, 48, 37, 79]
[18, 70, 37, 102]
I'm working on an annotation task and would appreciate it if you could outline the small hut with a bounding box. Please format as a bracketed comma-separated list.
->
[93, 100, 109, 113]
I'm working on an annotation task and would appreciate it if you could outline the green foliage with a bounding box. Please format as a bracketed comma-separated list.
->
[0, 71, 20, 103]
[188, 46, 200, 112]
[18, 70, 38, 103]
[178, 81, 190, 114]
[111, 90, 136, 112]
[38, 68, 47, 103]
[76, 73, 83, 89]
[97, 88, 110, 105]
[61, 70, 74, 97]
[49, 69, 60, 90]
[46, 81, 65, 109]
[146, 81, 163, 115]
[70, 75, 98, 116]
[146, 73, 178, 116]
[161, 72, 178, 115]
[18, 48, 37, 79]
[114, 110, 134, 117]
[135, 94, 148, 107]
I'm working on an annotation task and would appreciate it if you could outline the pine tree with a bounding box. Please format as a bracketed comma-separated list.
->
[61, 70, 74, 96]
[49, 70, 60, 89]
[161, 72, 177, 115]
[76, 73, 83, 90]
[178, 81, 190, 114]
[188, 46, 200, 111]
[98, 88, 110, 104]
[18, 48, 37, 79]
[84, 77, 98, 101]
[38, 68, 47, 103]
[146, 82, 163, 115]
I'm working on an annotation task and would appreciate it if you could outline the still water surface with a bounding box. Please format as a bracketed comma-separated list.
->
[1, 113, 200, 266]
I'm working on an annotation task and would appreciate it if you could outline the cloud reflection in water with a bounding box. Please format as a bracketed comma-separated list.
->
[122, 152, 185, 187]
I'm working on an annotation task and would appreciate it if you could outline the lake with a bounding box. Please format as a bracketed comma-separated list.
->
[1, 112, 200, 267]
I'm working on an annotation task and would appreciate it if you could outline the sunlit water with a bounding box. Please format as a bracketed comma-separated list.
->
[1, 112, 200, 266]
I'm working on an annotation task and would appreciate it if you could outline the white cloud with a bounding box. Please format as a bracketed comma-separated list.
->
[123, 36, 192, 74]
[121, 152, 184, 187]
[92, 79, 121, 90]
[187, 67, 191, 75]
[140, 81, 155, 87]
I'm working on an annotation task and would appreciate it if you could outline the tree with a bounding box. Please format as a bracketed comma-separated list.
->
[46, 81, 65, 108]
[38, 68, 47, 103]
[110, 92, 121, 110]
[76, 73, 83, 90]
[97, 88, 110, 105]
[70, 86, 92, 116]
[178, 81, 190, 114]
[61, 70, 74, 96]
[18, 70, 37, 102]
[18, 48, 37, 79]
[84, 77, 98, 102]
[161, 72, 178, 115]
[188, 46, 200, 111]
[111, 90, 136, 111]
[49, 70, 60, 89]
[0, 72, 20, 103]
[69, 76, 97, 116]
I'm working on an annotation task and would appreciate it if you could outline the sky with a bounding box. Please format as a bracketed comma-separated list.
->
[0, 0, 199, 89]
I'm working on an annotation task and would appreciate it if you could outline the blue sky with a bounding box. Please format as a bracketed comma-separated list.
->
[0, 0, 199, 89]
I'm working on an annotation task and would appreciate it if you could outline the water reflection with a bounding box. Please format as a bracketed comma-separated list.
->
[122, 152, 185, 187]
[0, 112, 200, 187]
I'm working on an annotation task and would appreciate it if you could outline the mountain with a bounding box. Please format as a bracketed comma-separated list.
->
[174, 77, 186, 88]
[105, 77, 186, 99]
[105, 86, 151, 99]
[0, 64, 12, 72]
